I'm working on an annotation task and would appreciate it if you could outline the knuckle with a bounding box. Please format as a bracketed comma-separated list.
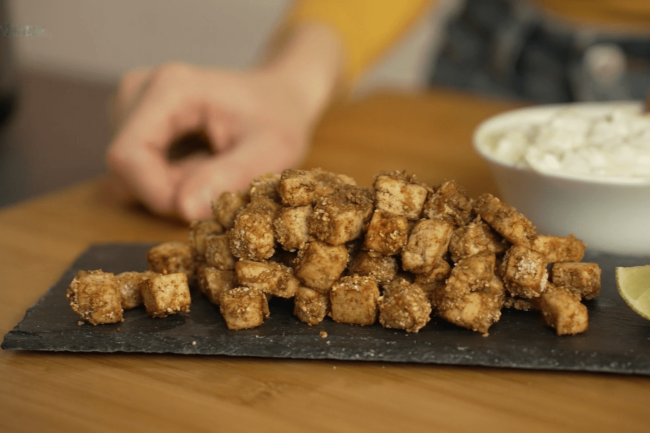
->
[151, 62, 193, 87]
[105, 145, 130, 173]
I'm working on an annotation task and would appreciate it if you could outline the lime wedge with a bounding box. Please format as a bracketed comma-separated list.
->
[615, 266, 650, 321]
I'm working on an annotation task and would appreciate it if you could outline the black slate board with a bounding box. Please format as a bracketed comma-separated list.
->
[3, 243, 650, 375]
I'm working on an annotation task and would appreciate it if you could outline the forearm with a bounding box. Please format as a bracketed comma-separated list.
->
[261, 23, 345, 127]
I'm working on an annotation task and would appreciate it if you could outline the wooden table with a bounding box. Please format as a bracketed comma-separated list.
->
[1, 89, 648, 432]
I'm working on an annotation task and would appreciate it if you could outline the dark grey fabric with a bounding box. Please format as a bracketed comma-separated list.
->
[430, 0, 650, 103]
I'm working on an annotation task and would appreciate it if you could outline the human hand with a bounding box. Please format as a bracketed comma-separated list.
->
[107, 64, 314, 221]
[107, 24, 343, 221]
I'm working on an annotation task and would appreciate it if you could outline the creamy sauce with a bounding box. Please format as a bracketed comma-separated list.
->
[488, 105, 650, 183]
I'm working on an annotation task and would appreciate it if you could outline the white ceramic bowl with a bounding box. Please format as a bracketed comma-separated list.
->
[473, 102, 650, 257]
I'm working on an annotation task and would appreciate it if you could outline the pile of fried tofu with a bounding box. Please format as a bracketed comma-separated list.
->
[67, 168, 601, 336]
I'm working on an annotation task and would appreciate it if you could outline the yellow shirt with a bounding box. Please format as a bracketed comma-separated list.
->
[283, 0, 650, 85]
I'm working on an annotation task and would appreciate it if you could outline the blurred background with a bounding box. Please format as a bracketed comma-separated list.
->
[0, 0, 648, 208]
[0, 0, 448, 208]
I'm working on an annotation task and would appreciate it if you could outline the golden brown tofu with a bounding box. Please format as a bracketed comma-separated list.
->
[532, 234, 587, 263]
[140, 273, 191, 318]
[294, 240, 349, 293]
[345, 238, 364, 258]
[503, 295, 540, 311]
[401, 219, 454, 273]
[197, 266, 237, 305]
[373, 170, 429, 220]
[188, 219, 224, 258]
[348, 251, 398, 284]
[309, 185, 374, 246]
[378, 278, 431, 333]
[230, 196, 279, 261]
[147, 241, 195, 280]
[363, 210, 408, 255]
[414, 258, 452, 308]
[448, 218, 508, 263]
[278, 169, 316, 206]
[501, 245, 548, 298]
[235, 260, 299, 299]
[311, 168, 357, 199]
[436, 275, 505, 336]
[205, 234, 236, 270]
[540, 284, 588, 335]
[219, 286, 270, 330]
[270, 249, 299, 269]
[67, 270, 123, 325]
[434, 252, 496, 304]
[421, 180, 473, 226]
[551, 262, 601, 300]
[115, 270, 158, 309]
[293, 285, 329, 326]
[212, 190, 250, 230]
[330, 275, 380, 326]
[474, 193, 537, 248]
[274, 205, 312, 251]
[249, 173, 281, 202]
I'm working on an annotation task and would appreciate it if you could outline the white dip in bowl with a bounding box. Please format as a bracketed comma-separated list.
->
[473, 102, 650, 256]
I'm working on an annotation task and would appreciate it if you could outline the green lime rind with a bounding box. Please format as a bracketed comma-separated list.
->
[615, 266, 650, 321]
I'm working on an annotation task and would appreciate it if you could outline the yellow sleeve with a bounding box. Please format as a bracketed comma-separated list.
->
[283, 0, 434, 85]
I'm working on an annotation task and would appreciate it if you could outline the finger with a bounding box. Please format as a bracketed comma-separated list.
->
[175, 126, 305, 221]
[116, 67, 153, 111]
[107, 65, 208, 216]
[105, 172, 138, 203]
[111, 67, 153, 130]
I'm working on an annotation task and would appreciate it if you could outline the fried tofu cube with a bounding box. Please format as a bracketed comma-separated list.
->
[414, 258, 452, 307]
[330, 275, 380, 326]
[434, 252, 496, 304]
[205, 234, 236, 270]
[474, 193, 537, 248]
[378, 278, 432, 333]
[278, 169, 316, 206]
[552, 262, 601, 300]
[235, 260, 299, 298]
[501, 245, 548, 298]
[540, 284, 588, 335]
[503, 295, 541, 311]
[271, 249, 299, 269]
[422, 180, 473, 226]
[294, 240, 349, 293]
[532, 235, 587, 263]
[293, 285, 329, 325]
[219, 286, 270, 330]
[67, 270, 123, 325]
[250, 173, 281, 202]
[373, 170, 429, 219]
[401, 219, 454, 273]
[115, 270, 158, 309]
[212, 190, 250, 230]
[348, 251, 398, 284]
[188, 219, 224, 258]
[309, 185, 374, 245]
[140, 273, 191, 318]
[230, 197, 279, 261]
[448, 218, 508, 263]
[147, 241, 195, 280]
[311, 168, 357, 199]
[363, 210, 408, 255]
[197, 266, 237, 305]
[345, 238, 364, 258]
[436, 275, 505, 335]
[273, 205, 312, 251]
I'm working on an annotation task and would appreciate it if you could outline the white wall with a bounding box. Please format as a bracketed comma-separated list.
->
[10, 0, 456, 92]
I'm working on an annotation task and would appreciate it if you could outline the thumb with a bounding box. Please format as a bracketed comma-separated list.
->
[175, 127, 305, 221]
